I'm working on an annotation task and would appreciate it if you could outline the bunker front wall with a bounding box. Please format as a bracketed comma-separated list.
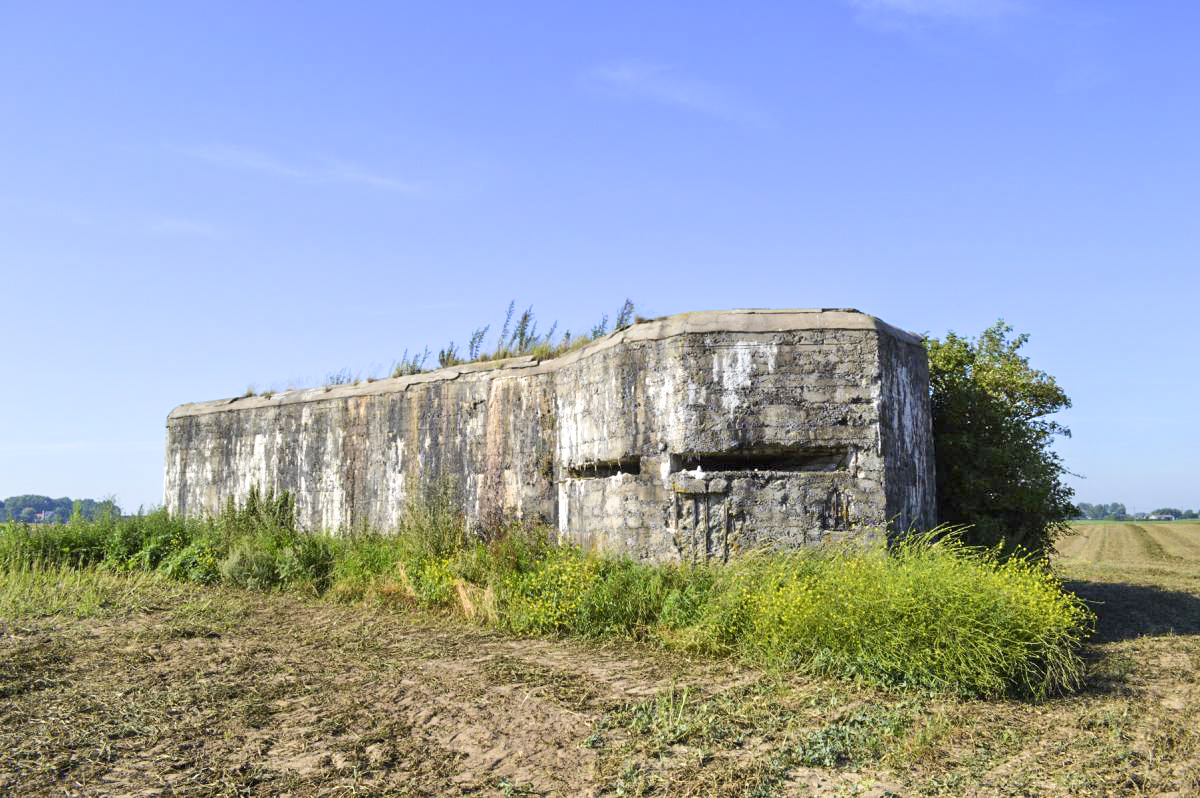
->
[165, 313, 935, 561]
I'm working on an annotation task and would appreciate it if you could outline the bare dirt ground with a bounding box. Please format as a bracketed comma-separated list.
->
[1, 523, 1198, 797]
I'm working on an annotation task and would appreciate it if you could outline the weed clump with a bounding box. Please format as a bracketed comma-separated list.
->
[0, 486, 332, 594]
[407, 299, 638, 374]
[0, 493, 1092, 698]
[245, 300, 642, 395]
[667, 533, 1093, 697]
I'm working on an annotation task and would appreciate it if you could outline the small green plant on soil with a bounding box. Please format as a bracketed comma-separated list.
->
[0, 488, 1093, 699]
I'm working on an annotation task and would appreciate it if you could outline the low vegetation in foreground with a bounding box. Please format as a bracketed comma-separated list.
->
[0, 488, 1091, 699]
[1, 520, 1197, 796]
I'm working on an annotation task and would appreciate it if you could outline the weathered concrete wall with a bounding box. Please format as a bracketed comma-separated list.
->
[165, 309, 935, 560]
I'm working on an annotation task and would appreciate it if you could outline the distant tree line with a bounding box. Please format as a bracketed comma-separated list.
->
[0, 495, 123, 524]
[1075, 502, 1198, 521]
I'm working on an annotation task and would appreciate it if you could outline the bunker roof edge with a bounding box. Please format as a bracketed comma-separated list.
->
[168, 308, 923, 420]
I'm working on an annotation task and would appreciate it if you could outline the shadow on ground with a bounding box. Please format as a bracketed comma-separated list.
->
[1064, 580, 1200, 643]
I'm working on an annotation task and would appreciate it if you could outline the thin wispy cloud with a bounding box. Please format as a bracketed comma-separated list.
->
[848, 0, 1021, 22]
[587, 61, 768, 128]
[848, 1, 1109, 92]
[146, 217, 224, 238]
[0, 441, 162, 455]
[177, 144, 419, 193]
[58, 207, 226, 239]
[0, 196, 224, 239]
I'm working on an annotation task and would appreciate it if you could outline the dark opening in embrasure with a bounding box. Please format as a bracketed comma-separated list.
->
[568, 457, 642, 478]
[670, 446, 848, 473]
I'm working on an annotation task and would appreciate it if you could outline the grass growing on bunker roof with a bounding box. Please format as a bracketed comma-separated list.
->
[0, 486, 1093, 699]
[381, 298, 641, 380]
[242, 301, 644, 393]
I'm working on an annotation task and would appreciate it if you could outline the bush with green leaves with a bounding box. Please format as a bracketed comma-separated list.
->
[927, 321, 1076, 556]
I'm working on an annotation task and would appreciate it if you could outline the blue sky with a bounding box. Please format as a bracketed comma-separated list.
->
[1, 1, 1195, 513]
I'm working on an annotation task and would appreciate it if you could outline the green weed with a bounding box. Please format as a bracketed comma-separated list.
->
[672, 533, 1094, 697]
[794, 703, 915, 767]
[0, 563, 185, 620]
[416, 299, 638, 373]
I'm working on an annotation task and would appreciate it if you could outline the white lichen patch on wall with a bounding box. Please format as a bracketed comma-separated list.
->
[713, 340, 777, 414]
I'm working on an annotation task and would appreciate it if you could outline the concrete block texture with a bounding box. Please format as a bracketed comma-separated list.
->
[165, 309, 935, 560]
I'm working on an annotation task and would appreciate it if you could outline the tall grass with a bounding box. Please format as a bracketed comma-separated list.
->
[0, 486, 334, 594]
[668, 535, 1093, 697]
[0, 492, 1093, 698]
[0, 563, 185, 620]
[415, 298, 638, 375]
[264, 301, 640, 391]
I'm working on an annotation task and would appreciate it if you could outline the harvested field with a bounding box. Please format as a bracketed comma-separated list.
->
[1058, 521, 1200, 574]
[1, 523, 1198, 797]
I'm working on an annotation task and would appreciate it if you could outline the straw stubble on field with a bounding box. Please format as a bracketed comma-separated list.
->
[1, 523, 1198, 797]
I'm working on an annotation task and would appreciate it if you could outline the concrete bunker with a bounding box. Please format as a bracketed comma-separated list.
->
[165, 309, 935, 561]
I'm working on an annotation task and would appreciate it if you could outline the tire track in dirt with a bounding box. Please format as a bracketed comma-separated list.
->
[1097, 523, 1128, 564]
[232, 605, 688, 795]
[1057, 524, 1102, 562]
[1061, 522, 1200, 568]
[1, 597, 760, 797]
[1142, 522, 1200, 561]
[1076, 522, 1170, 567]
[1124, 523, 1176, 564]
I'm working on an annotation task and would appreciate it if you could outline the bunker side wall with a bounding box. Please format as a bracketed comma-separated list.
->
[165, 370, 557, 533]
[876, 334, 936, 535]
